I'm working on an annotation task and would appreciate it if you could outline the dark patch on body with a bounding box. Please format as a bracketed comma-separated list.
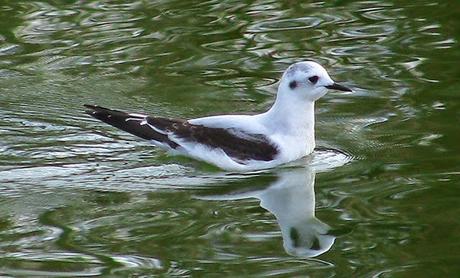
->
[85, 104, 279, 162]
[147, 117, 278, 162]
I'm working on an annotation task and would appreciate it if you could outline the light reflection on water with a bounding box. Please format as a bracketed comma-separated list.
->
[197, 166, 338, 258]
[0, 149, 349, 276]
[1, 0, 460, 276]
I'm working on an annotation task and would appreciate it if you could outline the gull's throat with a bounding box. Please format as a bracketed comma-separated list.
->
[261, 91, 316, 139]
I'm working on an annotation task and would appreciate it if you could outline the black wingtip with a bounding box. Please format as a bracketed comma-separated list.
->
[84, 104, 116, 116]
[84, 104, 96, 109]
[83, 104, 176, 143]
[84, 104, 108, 111]
[84, 104, 101, 117]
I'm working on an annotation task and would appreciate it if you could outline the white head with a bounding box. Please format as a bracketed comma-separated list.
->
[278, 61, 351, 102]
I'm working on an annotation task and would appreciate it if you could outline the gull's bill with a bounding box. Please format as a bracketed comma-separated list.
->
[325, 82, 352, 92]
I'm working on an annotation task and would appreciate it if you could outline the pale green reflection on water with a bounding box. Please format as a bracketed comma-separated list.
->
[1, 0, 460, 276]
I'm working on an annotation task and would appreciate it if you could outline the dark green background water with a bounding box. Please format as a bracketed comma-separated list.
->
[1, 0, 459, 277]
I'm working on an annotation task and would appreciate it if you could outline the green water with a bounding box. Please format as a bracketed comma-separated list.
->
[1, 0, 460, 276]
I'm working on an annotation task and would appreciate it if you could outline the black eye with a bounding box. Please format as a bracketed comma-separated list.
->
[308, 76, 319, 84]
[289, 80, 297, 89]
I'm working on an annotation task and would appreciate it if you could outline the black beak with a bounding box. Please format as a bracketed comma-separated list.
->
[325, 83, 352, 92]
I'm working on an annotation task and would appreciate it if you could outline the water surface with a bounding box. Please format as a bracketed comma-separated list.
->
[1, 0, 460, 276]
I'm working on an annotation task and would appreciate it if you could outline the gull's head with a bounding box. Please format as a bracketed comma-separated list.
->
[279, 61, 351, 102]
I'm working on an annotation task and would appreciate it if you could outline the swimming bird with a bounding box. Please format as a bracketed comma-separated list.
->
[84, 61, 351, 171]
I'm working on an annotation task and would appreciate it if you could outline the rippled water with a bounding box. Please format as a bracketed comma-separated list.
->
[1, 0, 460, 276]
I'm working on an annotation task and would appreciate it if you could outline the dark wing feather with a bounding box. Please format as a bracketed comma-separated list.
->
[84, 104, 178, 148]
[84, 104, 279, 162]
[147, 117, 279, 162]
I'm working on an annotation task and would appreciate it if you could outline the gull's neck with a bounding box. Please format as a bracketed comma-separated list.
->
[259, 89, 316, 142]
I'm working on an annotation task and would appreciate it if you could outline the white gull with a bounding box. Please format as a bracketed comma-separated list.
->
[85, 61, 351, 171]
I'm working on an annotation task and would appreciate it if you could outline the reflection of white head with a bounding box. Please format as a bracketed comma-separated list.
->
[258, 167, 335, 257]
[197, 166, 336, 257]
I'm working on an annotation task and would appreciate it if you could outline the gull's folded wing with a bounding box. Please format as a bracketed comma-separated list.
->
[85, 105, 279, 162]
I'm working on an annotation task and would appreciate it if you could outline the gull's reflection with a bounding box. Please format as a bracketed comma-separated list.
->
[197, 166, 335, 257]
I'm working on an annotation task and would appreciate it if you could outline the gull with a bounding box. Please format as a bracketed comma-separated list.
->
[84, 61, 351, 171]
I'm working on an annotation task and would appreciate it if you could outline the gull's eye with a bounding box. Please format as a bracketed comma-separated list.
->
[289, 80, 297, 89]
[308, 75, 319, 84]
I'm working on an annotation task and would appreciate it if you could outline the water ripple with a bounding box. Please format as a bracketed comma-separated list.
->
[247, 17, 323, 32]
[1, 0, 459, 276]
